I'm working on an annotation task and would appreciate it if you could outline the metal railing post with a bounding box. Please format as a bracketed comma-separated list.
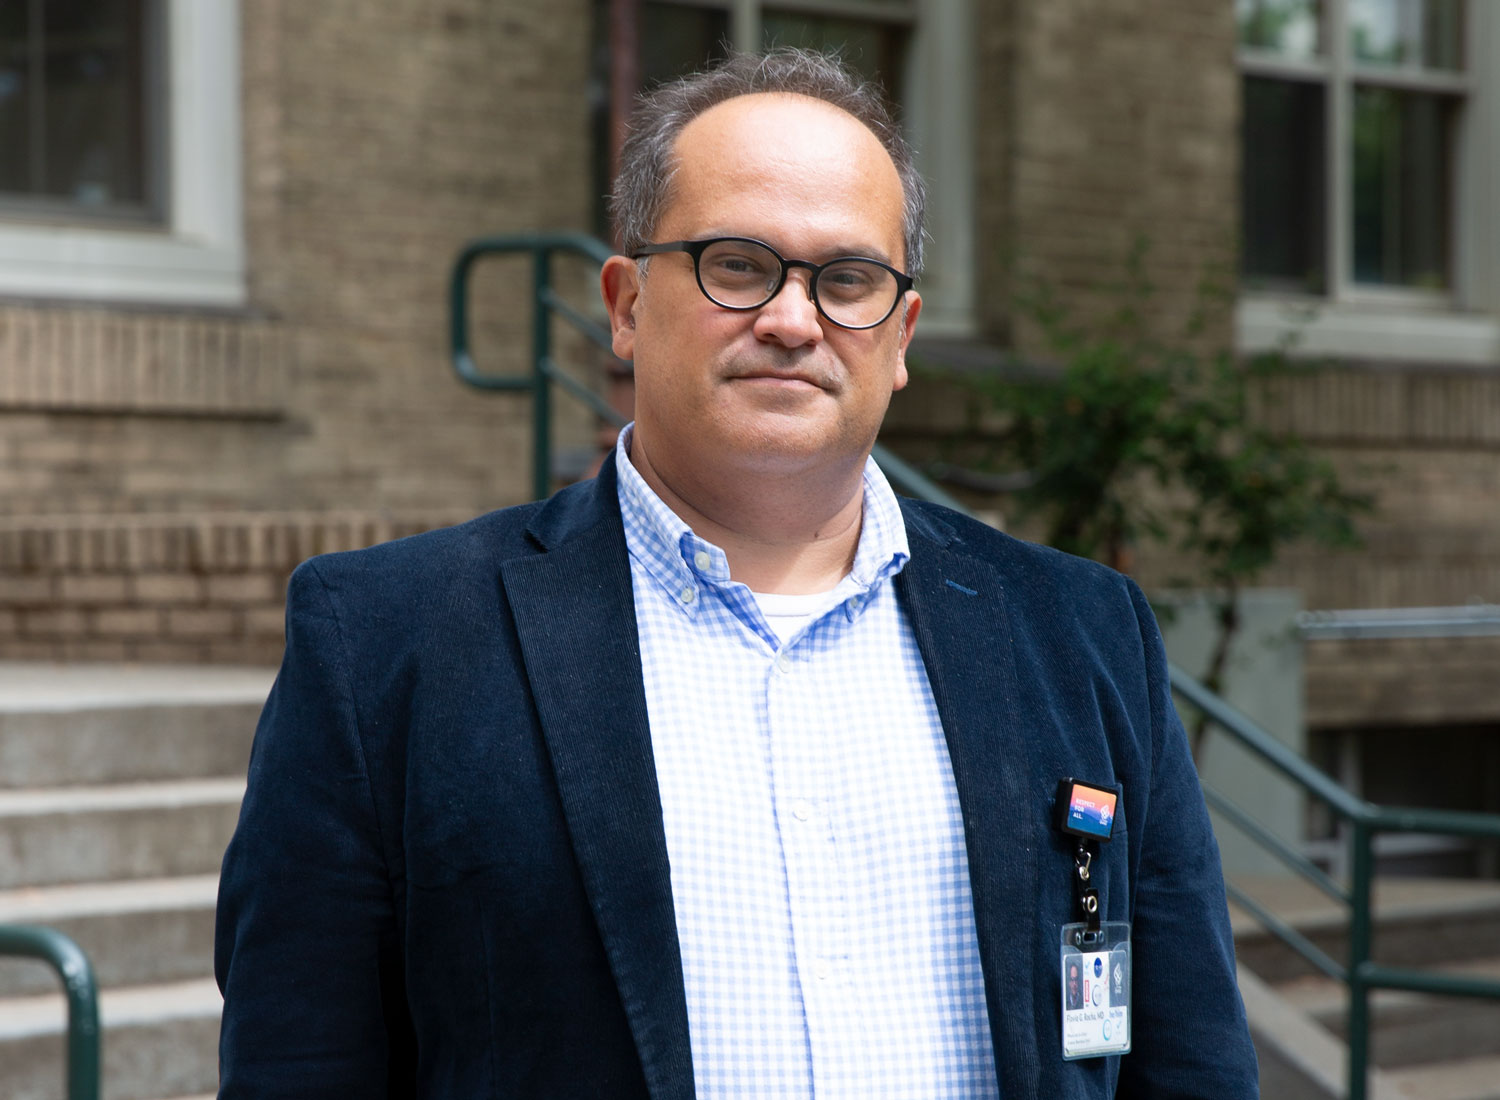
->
[531, 248, 553, 503]
[0, 924, 101, 1100]
[1347, 821, 1376, 1100]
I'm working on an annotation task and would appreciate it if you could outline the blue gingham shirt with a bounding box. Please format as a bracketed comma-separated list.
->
[617, 427, 999, 1098]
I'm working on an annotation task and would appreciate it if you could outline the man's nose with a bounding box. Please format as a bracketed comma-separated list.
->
[752, 269, 823, 347]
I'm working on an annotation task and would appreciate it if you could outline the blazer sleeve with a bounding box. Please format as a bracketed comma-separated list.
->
[215, 560, 414, 1098]
[1115, 579, 1260, 1100]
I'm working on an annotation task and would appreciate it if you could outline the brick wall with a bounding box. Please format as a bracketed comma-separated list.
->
[0, 511, 466, 664]
[975, 0, 1240, 349]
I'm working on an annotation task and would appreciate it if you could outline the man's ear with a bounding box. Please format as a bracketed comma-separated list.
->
[601, 256, 641, 361]
[891, 291, 922, 393]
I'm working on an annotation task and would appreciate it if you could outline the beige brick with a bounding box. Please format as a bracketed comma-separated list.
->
[58, 574, 129, 605]
[94, 608, 164, 637]
[0, 575, 53, 606]
[131, 572, 206, 605]
[206, 573, 278, 605]
[165, 607, 239, 639]
[243, 605, 288, 639]
[209, 637, 283, 666]
[0, 640, 63, 660]
[63, 639, 132, 662]
[133, 639, 207, 664]
[19, 608, 89, 638]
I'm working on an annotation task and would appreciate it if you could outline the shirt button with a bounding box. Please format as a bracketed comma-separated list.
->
[814, 960, 833, 981]
[693, 549, 712, 571]
[792, 799, 813, 822]
[678, 585, 696, 605]
[775, 652, 792, 673]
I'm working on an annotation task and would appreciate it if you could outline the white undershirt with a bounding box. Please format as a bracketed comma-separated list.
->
[751, 589, 834, 646]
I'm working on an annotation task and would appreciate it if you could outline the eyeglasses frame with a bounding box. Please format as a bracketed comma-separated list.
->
[629, 236, 915, 331]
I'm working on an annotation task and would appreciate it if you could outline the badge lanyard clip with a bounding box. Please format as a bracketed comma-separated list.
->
[1056, 777, 1117, 938]
[1072, 839, 1101, 935]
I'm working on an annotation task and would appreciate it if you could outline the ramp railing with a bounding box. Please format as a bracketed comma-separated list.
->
[0, 924, 101, 1100]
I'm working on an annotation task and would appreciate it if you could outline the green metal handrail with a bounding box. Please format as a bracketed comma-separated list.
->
[1172, 666, 1500, 1100]
[451, 231, 1500, 1100]
[0, 924, 101, 1100]
[449, 233, 971, 511]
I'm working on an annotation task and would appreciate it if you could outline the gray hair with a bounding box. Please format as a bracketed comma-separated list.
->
[610, 47, 927, 278]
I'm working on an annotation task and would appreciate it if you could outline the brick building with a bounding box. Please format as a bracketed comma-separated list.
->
[1, 1, 1497, 811]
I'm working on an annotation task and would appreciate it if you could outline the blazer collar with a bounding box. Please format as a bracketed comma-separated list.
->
[501, 452, 695, 1100]
[897, 500, 1044, 1100]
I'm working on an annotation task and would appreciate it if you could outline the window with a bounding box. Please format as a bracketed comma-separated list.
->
[1237, 0, 1500, 363]
[0, 0, 244, 307]
[593, 0, 975, 335]
[0, 0, 166, 226]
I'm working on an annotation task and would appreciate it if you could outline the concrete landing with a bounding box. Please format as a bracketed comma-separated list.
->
[0, 662, 274, 711]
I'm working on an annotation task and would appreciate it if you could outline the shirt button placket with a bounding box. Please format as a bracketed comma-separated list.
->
[767, 640, 852, 1096]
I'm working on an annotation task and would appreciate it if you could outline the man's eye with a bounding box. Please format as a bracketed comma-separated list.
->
[707, 255, 773, 282]
[820, 264, 879, 299]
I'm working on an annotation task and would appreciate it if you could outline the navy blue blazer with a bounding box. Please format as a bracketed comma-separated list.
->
[216, 453, 1257, 1099]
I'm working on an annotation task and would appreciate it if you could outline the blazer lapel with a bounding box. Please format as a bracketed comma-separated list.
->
[897, 504, 1043, 1100]
[501, 466, 694, 1100]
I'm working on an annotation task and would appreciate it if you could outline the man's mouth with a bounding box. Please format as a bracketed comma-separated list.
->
[726, 362, 835, 391]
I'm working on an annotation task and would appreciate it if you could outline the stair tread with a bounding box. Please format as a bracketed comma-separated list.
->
[1386, 1054, 1500, 1100]
[0, 778, 244, 816]
[1231, 874, 1500, 938]
[0, 976, 221, 1040]
[0, 874, 219, 922]
[0, 662, 273, 713]
[1274, 955, 1500, 1014]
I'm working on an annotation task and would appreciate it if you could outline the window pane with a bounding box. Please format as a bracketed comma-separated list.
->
[761, 12, 907, 101]
[1237, 0, 1322, 58]
[1351, 0, 1464, 70]
[1352, 86, 1455, 288]
[42, 0, 148, 207]
[0, 3, 35, 195]
[641, 3, 730, 88]
[1241, 77, 1327, 292]
[0, 0, 157, 218]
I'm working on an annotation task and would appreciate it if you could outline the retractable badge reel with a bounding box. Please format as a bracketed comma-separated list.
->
[1056, 778, 1131, 1060]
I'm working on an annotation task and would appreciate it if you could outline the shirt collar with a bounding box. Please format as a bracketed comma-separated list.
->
[614, 424, 909, 623]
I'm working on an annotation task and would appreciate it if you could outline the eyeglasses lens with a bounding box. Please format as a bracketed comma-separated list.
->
[696, 239, 898, 328]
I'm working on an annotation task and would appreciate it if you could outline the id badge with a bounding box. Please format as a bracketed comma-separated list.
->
[1059, 921, 1131, 1059]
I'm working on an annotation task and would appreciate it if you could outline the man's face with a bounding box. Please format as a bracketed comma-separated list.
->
[603, 93, 920, 489]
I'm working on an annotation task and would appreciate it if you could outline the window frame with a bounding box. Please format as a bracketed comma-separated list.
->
[645, 0, 976, 336]
[0, 0, 244, 308]
[1237, 0, 1500, 363]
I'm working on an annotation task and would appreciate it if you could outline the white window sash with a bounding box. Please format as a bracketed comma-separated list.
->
[1238, 0, 1500, 361]
[0, 1, 245, 308]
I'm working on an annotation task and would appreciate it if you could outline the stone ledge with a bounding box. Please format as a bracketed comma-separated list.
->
[0, 510, 471, 664]
[0, 303, 289, 417]
[0, 510, 471, 573]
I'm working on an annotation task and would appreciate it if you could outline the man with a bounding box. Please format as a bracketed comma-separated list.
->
[216, 49, 1258, 1098]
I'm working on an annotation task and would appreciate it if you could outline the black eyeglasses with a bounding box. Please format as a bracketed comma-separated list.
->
[630, 237, 914, 330]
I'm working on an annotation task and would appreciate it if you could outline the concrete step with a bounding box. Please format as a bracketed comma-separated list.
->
[0, 876, 218, 997]
[0, 663, 270, 790]
[1387, 1055, 1500, 1100]
[1274, 956, 1500, 1070]
[1232, 874, 1500, 983]
[0, 780, 244, 890]
[1239, 964, 1415, 1100]
[0, 977, 220, 1100]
